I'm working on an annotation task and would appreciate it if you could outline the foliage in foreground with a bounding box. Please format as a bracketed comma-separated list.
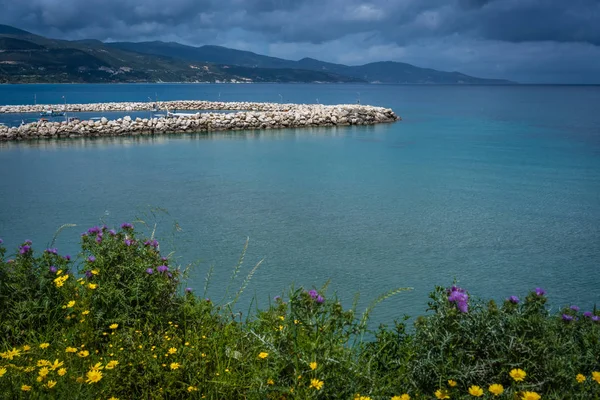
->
[0, 226, 599, 399]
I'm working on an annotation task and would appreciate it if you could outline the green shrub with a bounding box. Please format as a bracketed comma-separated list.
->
[0, 228, 599, 399]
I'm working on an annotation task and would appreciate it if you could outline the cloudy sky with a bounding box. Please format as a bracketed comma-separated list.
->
[1, 0, 599, 83]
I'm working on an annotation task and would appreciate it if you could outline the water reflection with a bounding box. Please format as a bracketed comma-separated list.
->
[0, 124, 390, 150]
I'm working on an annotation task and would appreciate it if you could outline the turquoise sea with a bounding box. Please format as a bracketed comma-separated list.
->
[0, 83, 599, 323]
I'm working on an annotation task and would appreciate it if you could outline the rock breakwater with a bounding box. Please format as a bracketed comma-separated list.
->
[0, 101, 400, 141]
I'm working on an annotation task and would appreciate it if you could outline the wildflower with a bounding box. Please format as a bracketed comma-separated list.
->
[508, 296, 520, 304]
[448, 380, 457, 387]
[0, 367, 6, 377]
[40, 343, 50, 349]
[66, 300, 76, 308]
[109, 323, 119, 330]
[488, 384, 504, 396]
[267, 379, 274, 385]
[435, 389, 450, 399]
[534, 287, 545, 296]
[562, 314, 574, 322]
[85, 369, 103, 384]
[185, 287, 193, 293]
[65, 347, 77, 353]
[64, 255, 71, 260]
[570, 305, 580, 311]
[37, 359, 51, 367]
[85, 270, 93, 278]
[105, 360, 119, 369]
[49, 359, 63, 370]
[78, 350, 90, 358]
[157, 265, 169, 273]
[521, 392, 541, 400]
[21, 385, 32, 391]
[19, 245, 32, 254]
[310, 361, 317, 370]
[168, 347, 177, 355]
[88, 283, 98, 290]
[391, 396, 411, 400]
[592, 371, 600, 384]
[316, 295, 324, 303]
[58, 368, 67, 376]
[121, 223, 133, 229]
[49, 266, 57, 274]
[593, 316, 600, 322]
[576, 374, 586, 383]
[468, 386, 484, 397]
[146, 268, 154, 274]
[170, 362, 180, 370]
[88, 256, 96, 262]
[310, 378, 324, 390]
[1, 348, 21, 360]
[583, 311, 593, 317]
[124, 239, 133, 246]
[448, 286, 469, 313]
[308, 290, 318, 298]
[258, 352, 268, 359]
[91, 269, 99, 275]
[188, 386, 198, 392]
[82, 310, 90, 316]
[90, 362, 104, 371]
[510, 369, 526, 382]
[46, 380, 57, 388]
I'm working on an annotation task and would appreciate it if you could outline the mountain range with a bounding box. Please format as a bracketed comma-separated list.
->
[0, 24, 513, 84]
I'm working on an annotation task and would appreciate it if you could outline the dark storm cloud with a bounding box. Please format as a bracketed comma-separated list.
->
[0, 0, 598, 82]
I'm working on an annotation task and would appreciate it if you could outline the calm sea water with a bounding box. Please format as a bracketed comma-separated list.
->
[0, 83, 599, 324]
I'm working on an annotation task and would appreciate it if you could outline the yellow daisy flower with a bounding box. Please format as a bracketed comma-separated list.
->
[510, 368, 526, 382]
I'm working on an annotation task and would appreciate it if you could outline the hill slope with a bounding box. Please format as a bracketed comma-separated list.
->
[0, 25, 363, 84]
[108, 41, 513, 84]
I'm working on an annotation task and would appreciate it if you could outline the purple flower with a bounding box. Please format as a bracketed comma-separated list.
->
[81, 232, 87, 237]
[45, 248, 58, 254]
[562, 314, 574, 322]
[151, 240, 159, 249]
[167, 272, 173, 279]
[7, 259, 13, 263]
[316, 295, 324, 304]
[206, 298, 211, 302]
[161, 257, 168, 262]
[185, 287, 193, 293]
[64, 255, 71, 261]
[88, 256, 96, 262]
[570, 305, 580, 312]
[583, 311, 593, 318]
[592, 316, 599, 322]
[0, 238, 3, 245]
[85, 270, 93, 278]
[87, 226, 101, 234]
[108, 229, 116, 236]
[49, 266, 57, 274]
[308, 290, 318, 299]
[146, 268, 154, 274]
[457, 301, 469, 313]
[121, 223, 133, 230]
[157, 265, 169, 273]
[19, 245, 31, 254]
[535, 287, 546, 296]
[144, 240, 151, 246]
[508, 296, 520, 304]
[448, 286, 469, 313]
[24, 240, 32, 245]
[96, 235, 102, 244]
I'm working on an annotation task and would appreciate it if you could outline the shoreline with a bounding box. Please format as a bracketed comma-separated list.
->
[0, 100, 400, 141]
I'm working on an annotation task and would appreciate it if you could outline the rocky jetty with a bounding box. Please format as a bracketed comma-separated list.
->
[0, 101, 400, 141]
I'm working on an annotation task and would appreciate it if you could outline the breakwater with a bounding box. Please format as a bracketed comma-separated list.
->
[0, 101, 399, 141]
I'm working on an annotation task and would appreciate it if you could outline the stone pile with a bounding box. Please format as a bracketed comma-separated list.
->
[0, 102, 400, 141]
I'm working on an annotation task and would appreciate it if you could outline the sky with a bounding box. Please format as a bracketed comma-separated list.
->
[1, 0, 599, 83]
